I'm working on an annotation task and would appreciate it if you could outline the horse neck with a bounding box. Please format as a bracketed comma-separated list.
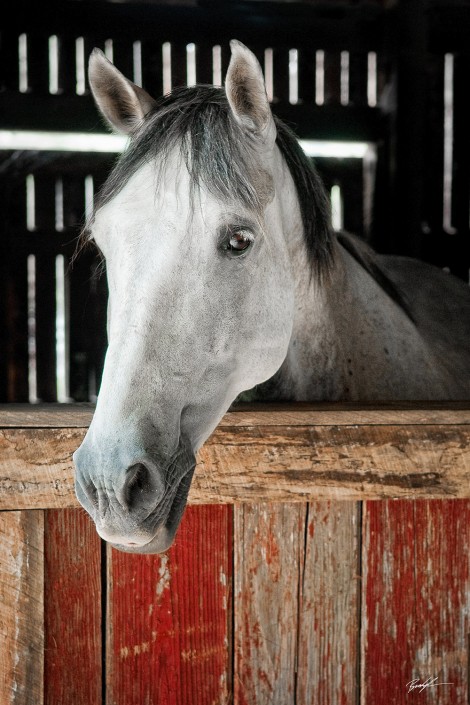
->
[266, 149, 447, 401]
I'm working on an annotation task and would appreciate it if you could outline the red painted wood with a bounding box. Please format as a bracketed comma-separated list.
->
[106, 504, 232, 705]
[362, 499, 470, 705]
[44, 508, 102, 705]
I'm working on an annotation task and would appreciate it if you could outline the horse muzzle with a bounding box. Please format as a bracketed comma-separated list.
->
[73, 438, 196, 553]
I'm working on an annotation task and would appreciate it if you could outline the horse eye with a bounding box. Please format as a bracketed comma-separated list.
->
[226, 230, 253, 256]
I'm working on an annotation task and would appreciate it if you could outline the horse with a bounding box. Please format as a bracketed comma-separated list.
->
[73, 40, 470, 554]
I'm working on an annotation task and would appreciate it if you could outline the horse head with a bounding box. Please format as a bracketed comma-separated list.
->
[73, 41, 318, 552]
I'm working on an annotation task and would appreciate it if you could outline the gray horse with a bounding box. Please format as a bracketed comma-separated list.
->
[73, 40, 470, 553]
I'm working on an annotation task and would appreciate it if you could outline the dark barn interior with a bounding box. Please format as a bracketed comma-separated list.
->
[1, 0, 469, 404]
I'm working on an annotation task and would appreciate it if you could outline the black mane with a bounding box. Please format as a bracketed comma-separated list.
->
[92, 85, 333, 275]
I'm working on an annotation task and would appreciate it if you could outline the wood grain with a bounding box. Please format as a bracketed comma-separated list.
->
[198, 424, 470, 501]
[0, 428, 81, 509]
[0, 511, 44, 705]
[0, 404, 95, 428]
[233, 503, 304, 705]
[106, 505, 232, 705]
[361, 499, 470, 705]
[44, 509, 102, 705]
[1, 402, 470, 428]
[297, 501, 361, 705]
[0, 420, 469, 508]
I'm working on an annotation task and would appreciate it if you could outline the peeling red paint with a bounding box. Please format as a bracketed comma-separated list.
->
[363, 500, 470, 705]
[44, 509, 102, 705]
[107, 505, 232, 705]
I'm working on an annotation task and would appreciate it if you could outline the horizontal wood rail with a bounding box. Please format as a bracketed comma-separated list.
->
[0, 402, 469, 509]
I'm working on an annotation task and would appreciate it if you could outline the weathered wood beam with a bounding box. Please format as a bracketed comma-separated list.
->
[0, 510, 44, 705]
[0, 404, 469, 509]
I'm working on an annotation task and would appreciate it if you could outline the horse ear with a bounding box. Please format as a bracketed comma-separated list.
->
[225, 40, 276, 148]
[88, 48, 156, 134]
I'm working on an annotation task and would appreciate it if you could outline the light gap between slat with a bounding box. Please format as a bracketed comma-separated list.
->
[26, 174, 36, 231]
[55, 254, 69, 402]
[75, 37, 86, 95]
[367, 52, 377, 107]
[133, 40, 142, 87]
[104, 39, 114, 64]
[55, 178, 64, 232]
[264, 48, 274, 103]
[340, 51, 349, 106]
[27, 254, 38, 403]
[443, 53, 456, 234]
[49, 35, 60, 95]
[330, 184, 344, 231]
[186, 43, 196, 87]
[289, 49, 299, 105]
[84, 175, 94, 221]
[315, 50, 325, 106]
[212, 45, 222, 86]
[162, 42, 171, 94]
[18, 33, 28, 93]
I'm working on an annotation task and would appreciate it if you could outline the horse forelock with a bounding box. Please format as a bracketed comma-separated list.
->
[83, 85, 333, 277]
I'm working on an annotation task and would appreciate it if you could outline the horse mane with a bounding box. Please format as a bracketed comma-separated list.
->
[336, 231, 414, 321]
[90, 85, 334, 276]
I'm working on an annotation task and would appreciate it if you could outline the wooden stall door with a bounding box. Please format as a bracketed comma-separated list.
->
[25, 502, 469, 705]
[1, 407, 470, 703]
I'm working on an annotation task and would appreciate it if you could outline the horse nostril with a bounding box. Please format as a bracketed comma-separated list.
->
[75, 476, 99, 511]
[124, 462, 152, 509]
[88, 483, 98, 507]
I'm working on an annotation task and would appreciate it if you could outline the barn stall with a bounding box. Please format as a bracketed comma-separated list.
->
[0, 0, 469, 703]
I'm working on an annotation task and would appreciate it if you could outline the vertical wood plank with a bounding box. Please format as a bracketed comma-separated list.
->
[216, 43, 231, 91]
[110, 39, 134, 87]
[44, 509, 102, 705]
[449, 53, 470, 280]
[33, 174, 57, 402]
[272, 47, 290, 106]
[57, 34, 78, 96]
[297, 501, 360, 705]
[68, 238, 92, 403]
[194, 43, 213, 86]
[349, 52, 368, 107]
[170, 42, 189, 90]
[35, 255, 57, 402]
[233, 503, 304, 705]
[421, 53, 445, 267]
[0, 510, 44, 705]
[0, 31, 20, 92]
[26, 34, 49, 95]
[0, 178, 28, 402]
[2, 181, 29, 402]
[106, 504, 232, 705]
[141, 38, 164, 97]
[324, 51, 342, 105]
[338, 159, 366, 239]
[391, 0, 427, 257]
[362, 499, 470, 705]
[298, 47, 316, 105]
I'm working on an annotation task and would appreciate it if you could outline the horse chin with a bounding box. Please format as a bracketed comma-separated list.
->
[110, 526, 175, 554]
[109, 467, 195, 554]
